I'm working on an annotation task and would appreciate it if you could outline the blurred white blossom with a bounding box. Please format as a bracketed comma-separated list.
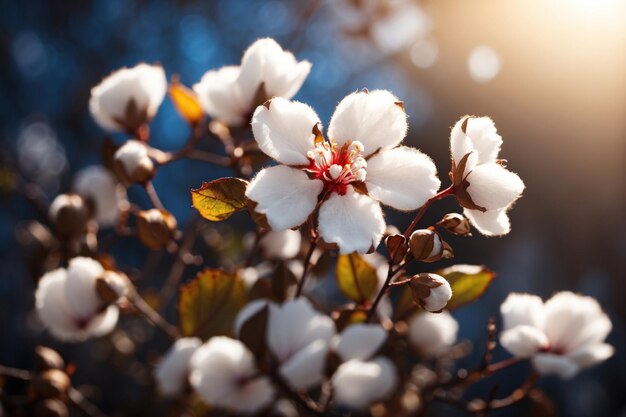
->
[189, 337, 275, 413]
[73, 166, 121, 227]
[193, 38, 311, 126]
[113, 140, 154, 184]
[259, 229, 302, 259]
[408, 311, 458, 355]
[332, 357, 397, 410]
[89, 63, 167, 133]
[247, 90, 440, 253]
[35, 257, 119, 341]
[332, 323, 387, 361]
[500, 292, 614, 379]
[267, 298, 335, 390]
[450, 116, 525, 236]
[155, 337, 201, 396]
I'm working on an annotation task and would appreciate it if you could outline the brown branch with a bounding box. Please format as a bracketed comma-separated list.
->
[69, 387, 109, 417]
[403, 185, 456, 238]
[143, 181, 165, 211]
[0, 365, 33, 380]
[128, 287, 180, 341]
[295, 238, 317, 297]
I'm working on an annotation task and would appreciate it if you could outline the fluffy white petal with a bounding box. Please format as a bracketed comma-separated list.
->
[499, 293, 545, 330]
[193, 66, 249, 126]
[532, 353, 579, 379]
[237, 38, 311, 104]
[155, 338, 201, 396]
[64, 257, 104, 319]
[332, 358, 397, 410]
[114, 140, 151, 176]
[567, 343, 614, 369]
[333, 324, 387, 362]
[318, 187, 385, 254]
[466, 163, 524, 211]
[328, 90, 407, 156]
[464, 208, 511, 236]
[450, 116, 502, 169]
[35, 269, 83, 341]
[251, 98, 321, 165]
[85, 306, 119, 338]
[190, 337, 275, 413]
[543, 291, 612, 353]
[73, 166, 120, 227]
[89, 64, 166, 132]
[420, 274, 452, 312]
[408, 311, 458, 356]
[260, 229, 301, 259]
[267, 298, 336, 363]
[280, 339, 329, 390]
[246, 166, 323, 230]
[365, 146, 440, 211]
[500, 326, 549, 358]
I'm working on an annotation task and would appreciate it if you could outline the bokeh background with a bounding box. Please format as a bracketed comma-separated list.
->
[0, 0, 624, 416]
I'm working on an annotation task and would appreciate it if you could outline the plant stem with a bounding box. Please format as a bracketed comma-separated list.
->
[69, 387, 110, 417]
[128, 287, 180, 341]
[295, 239, 317, 297]
[403, 185, 456, 237]
[144, 181, 165, 211]
[0, 365, 32, 380]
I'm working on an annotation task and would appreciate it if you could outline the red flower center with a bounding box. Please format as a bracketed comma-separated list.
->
[305, 140, 367, 195]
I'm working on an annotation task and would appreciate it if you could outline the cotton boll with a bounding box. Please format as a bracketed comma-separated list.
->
[409, 273, 452, 312]
[155, 338, 201, 396]
[89, 63, 166, 133]
[332, 357, 397, 410]
[333, 324, 387, 361]
[260, 229, 301, 259]
[189, 337, 275, 413]
[73, 166, 120, 227]
[48, 193, 90, 237]
[408, 311, 458, 356]
[113, 140, 154, 184]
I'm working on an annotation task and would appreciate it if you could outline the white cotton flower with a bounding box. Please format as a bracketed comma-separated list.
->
[332, 357, 397, 410]
[408, 311, 458, 356]
[247, 91, 441, 254]
[267, 298, 336, 390]
[190, 337, 275, 414]
[332, 323, 387, 361]
[193, 38, 311, 126]
[233, 299, 269, 337]
[113, 140, 154, 184]
[260, 229, 302, 259]
[73, 166, 121, 227]
[155, 337, 201, 396]
[89, 63, 167, 133]
[499, 292, 614, 379]
[35, 257, 119, 342]
[450, 116, 525, 236]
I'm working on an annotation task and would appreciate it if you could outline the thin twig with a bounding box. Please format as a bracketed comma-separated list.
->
[403, 185, 456, 238]
[128, 287, 180, 341]
[144, 181, 165, 211]
[69, 387, 110, 417]
[295, 239, 317, 297]
[0, 365, 33, 380]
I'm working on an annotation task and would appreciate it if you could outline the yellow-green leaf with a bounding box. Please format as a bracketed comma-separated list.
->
[336, 253, 378, 304]
[191, 178, 248, 222]
[437, 264, 496, 310]
[177, 268, 247, 339]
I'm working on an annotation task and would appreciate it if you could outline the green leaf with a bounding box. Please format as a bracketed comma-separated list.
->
[436, 264, 496, 310]
[178, 268, 247, 339]
[191, 178, 249, 222]
[336, 253, 378, 304]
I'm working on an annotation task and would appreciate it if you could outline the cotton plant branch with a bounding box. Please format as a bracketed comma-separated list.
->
[127, 285, 181, 341]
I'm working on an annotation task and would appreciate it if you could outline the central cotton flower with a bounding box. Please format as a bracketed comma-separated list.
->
[306, 140, 367, 195]
[246, 90, 441, 254]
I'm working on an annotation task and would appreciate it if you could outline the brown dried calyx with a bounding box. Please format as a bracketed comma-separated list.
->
[437, 213, 472, 236]
[95, 270, 129, 305]
[48, 194, 91, 238]
[136, 209, 178, 250]
[29, 369, 70, 400]
[449, 118, 486, 213]
[35, 346, 65, 372]
[409, 273, 452, 313]
[409, 228, 453, 263]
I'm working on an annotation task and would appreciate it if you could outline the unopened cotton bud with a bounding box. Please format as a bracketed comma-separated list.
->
[409, 229, 443, 262]
[136, 209, 177, 249]
[410, 273, 452, 312]
[29, 369, 70, 400]
[35, 346, 65, 372]
[95, 271, 128, 305]
[48, 193, 90, 237]
[113, 140, 154, 184]
[437, 213, 471, 236]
